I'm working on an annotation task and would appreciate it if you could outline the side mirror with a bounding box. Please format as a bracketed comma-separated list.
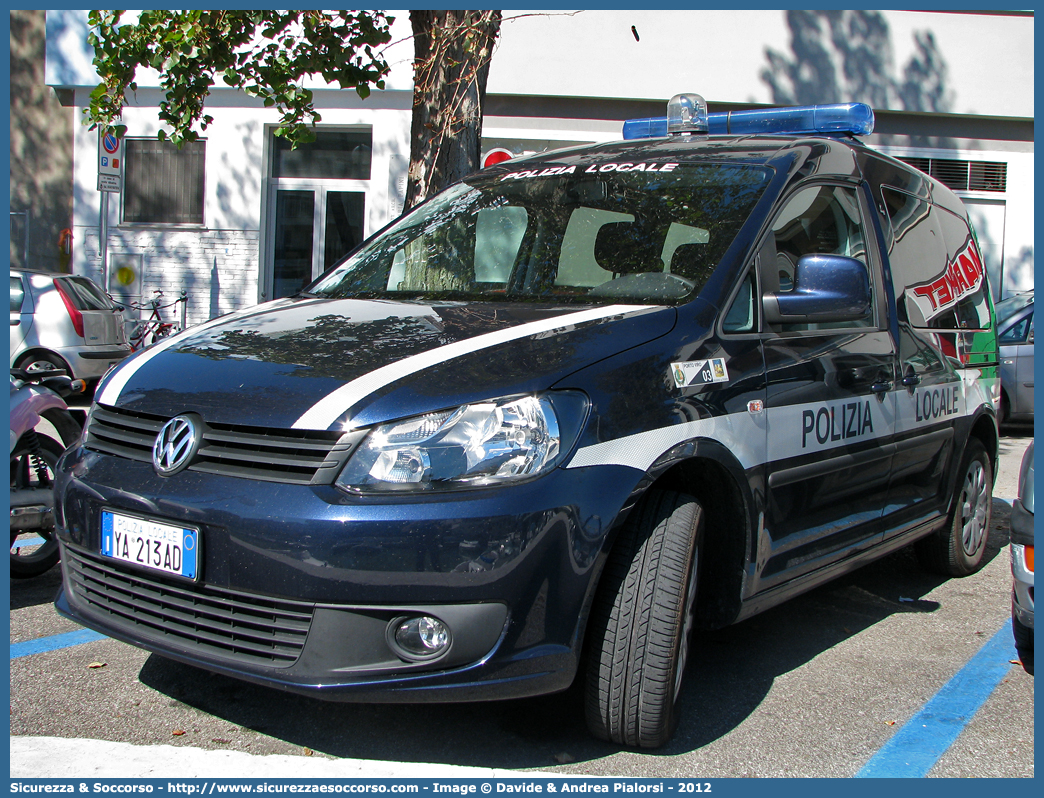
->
[763, 254, 871, 325]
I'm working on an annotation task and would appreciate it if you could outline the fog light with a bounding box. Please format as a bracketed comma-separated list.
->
[391, 615, 451, 660]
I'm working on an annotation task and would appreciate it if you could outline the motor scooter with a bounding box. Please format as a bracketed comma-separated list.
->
[10, 366, 84, 578]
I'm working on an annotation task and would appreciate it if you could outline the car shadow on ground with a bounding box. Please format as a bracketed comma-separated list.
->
[999, 421, 1034, 440]
[9, 564, 63, 611]
[134, 505, 1011, 769]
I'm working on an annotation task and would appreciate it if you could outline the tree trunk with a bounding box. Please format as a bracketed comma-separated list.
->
[406, 10, 501, 210]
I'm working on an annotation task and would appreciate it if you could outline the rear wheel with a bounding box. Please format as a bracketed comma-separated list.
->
[584, 490, 704, 748]
[915, 438, 992, 576]
[15, 351, 69, 377]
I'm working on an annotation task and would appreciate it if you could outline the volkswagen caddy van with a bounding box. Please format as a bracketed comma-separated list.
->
[54, 96, 999, 748]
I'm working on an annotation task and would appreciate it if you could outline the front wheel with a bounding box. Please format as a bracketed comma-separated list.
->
[584, 490, 704, 748]
[915, 438, 992, 576]
[10, 433, 65, 579]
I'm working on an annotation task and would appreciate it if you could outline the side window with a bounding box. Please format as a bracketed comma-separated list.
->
[999, 312, 1032, 344]
[881, 188, 990, 331]
[722, 269, 756, 333]
[936, 210, 992, 331]
[11, 276, 25, 313]
[761, 184, 873, 331]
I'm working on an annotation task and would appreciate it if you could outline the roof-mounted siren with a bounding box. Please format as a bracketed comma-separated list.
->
[667, 93, 709, 135]
[623, 99, 875, 140]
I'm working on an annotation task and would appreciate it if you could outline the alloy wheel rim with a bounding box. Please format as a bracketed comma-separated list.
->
[960, 460, 989, 556]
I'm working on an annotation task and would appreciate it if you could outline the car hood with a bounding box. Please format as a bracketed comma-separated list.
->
[95, 297, 676, 430]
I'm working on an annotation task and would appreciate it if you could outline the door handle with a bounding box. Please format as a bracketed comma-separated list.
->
[901, 374, 921, 387]
[870, 381, 892, 395]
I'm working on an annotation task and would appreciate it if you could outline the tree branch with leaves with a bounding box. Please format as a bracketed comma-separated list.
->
[84, 10, 393, 147]
[83, 9, 503, 207]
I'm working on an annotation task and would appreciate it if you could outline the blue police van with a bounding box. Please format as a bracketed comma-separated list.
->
[54, 95, 999, 748]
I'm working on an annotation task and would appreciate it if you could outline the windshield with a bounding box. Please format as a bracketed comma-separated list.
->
[311, 161, 772, 304]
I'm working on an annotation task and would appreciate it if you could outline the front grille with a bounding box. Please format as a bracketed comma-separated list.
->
[67, 548, 313, 667]
[86, 404, 359, 485]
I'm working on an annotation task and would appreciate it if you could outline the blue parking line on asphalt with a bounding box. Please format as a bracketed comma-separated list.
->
[10, 628, 108, 659]
[855, 622, 1018, 778]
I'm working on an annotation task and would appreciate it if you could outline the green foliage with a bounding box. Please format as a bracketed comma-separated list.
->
[84, 10, 393, 147]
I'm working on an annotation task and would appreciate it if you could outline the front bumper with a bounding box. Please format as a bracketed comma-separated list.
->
[54, 446, 638, 701]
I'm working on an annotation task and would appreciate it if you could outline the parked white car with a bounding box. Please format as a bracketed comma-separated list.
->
[10, 269, 131, 384]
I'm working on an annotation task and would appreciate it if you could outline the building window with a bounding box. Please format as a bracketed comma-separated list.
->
[271, 129, 372, 180]
[123, 139, 206, 225]
[899, 157, 1007, 193]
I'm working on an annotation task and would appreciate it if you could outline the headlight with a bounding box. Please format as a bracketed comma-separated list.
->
[337, 394, 569, 492]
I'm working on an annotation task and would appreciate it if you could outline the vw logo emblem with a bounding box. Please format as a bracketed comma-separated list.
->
[152, 415, 201, 476]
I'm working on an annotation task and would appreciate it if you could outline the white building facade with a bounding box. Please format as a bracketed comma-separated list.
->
[45, 9, 1034, 326]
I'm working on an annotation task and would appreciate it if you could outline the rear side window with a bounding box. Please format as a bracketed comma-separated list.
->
[55, 277, 114, 311]
[937, 209, 992, 330]
[999, 312, 1032, 344]
[10, 276, 25, 313]
[881, 187, 991, 330]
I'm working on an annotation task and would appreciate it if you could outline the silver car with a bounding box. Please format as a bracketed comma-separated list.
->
[10, 269, 131, 383]
[996, 290, 1034, 425]
[1010, 441, 1034, 674]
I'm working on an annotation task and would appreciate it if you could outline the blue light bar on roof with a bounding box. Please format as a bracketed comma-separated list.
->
[623, 102, 875, 140]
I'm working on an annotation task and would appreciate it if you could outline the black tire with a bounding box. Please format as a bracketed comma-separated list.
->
[1012, 613, 1033, 675]
[998, 391, 1009, 428]
[915, 438, 992, 576]
[41, 408, 83, 448]
[584, 490, 704, 748]
[10, 434, 65, 579]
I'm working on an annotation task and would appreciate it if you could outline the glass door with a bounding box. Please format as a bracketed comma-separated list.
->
[267, 187, 365, 300]
[263, 127, 372, 301]
[322, 191, 366, 272]
[271, 189, 315, 300]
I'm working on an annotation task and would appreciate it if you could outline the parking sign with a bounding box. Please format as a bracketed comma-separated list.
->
[98, 130, 123, 192]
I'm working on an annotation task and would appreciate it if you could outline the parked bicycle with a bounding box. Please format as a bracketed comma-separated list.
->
[127, 290, 188, 351]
